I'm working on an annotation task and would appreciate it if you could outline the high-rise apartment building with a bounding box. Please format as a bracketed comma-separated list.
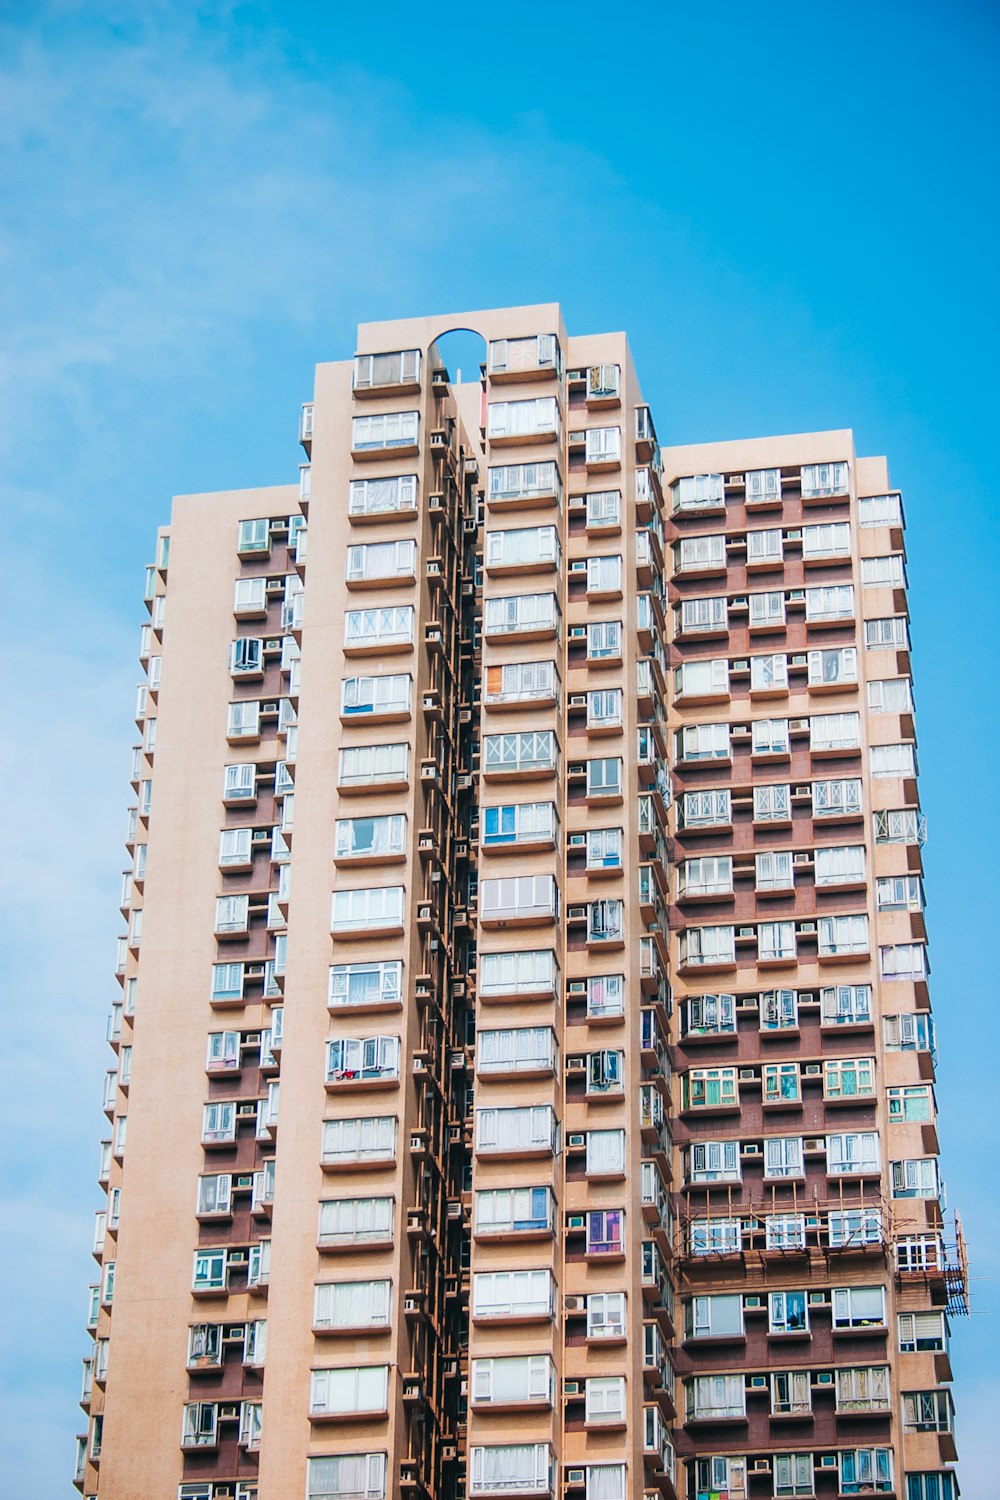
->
[76, 305, 966, 1500]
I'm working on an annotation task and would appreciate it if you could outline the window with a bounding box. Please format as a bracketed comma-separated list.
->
[874, 808, 925, 844]
[755, 850, 793, 892]
[586, 757, 622, 798]
[764, 1137, 804, 1180]
[829, 1209, 883, 1249]
[689, 1217, 741, 1255]
[488, 461, 560, 503]
[210, 962, 244, 1003]
[824, 1056, 875, 1100]
[317, 1197, 394, 1248]
[884, 1013, 935, 1052]
[805, 583, 854, 620]
[680, 925, 736, 969]
[585, 427, 622, 465]
[473, 1269, 554, 1321]
[483, 803, 556, 848]
[748, 590, 785, 628]
[747, 527, 783, 564]
[675, 658, 729, 698]
[348, 474, 418, 518]
[479, 948, 556, 998]
[688, 1140, 740, 1184]
[686, 1293, 743, 1339]
[328, 960, 402, 1010]
[202, 1101, 236, 1144]
[821, 983, 872, 1026]
[755, 717, 791, 756]
[815, 844, 865, 886]
[687, 1374, 745, 1420]
[587, 1208, 623, 1255]
[888, 1085, 933, 1122]
[673, 473, 724, 511]
[681, 595, 728, 633]
[583, 1376, 625, 1425]
[880, 942, 927, 979]
[759, 922, 796, 963]
[484, 658, 557, 705]
[587, 363, 620, 399]
[904, 1476, 957, 1500]
[814, 777, 863, 817]
[586, 553, 622, 594]
[773, 1453, 813, 1498]
[868, 676, 913, 714]
[585, 827, 623, 870]
[902, 1391, 954, 1435]
[763, 1060, 800, 1101]
[677, 534, 726, 571]
[584, 972, 624, 1019]
[679, 856, 732, 898]
[585, 619, 622, 662]
[586, 1049, 624, 1094]
[476, 1105, 556, 1155]
[753, 783, 790, 821]
[769, 1289, 808, 1334]
[351, 410, 419, 451]
[860, 492, 903, 526]
[833, 1284, 886, 1330]
[808, 646, 857, 685]
[484, 592, 559, 636]
[586, 1128, 626, 1176]
[810, 711, 861, 751]
[827, 1132, 881, 1176]
[818, 913, 869, 955]
[475, 1187, 553, 1236]
[871, 743, 916, 779]
[484, 730, 556, 776]
[307, 1453, 387, 1500]
[677, 722, 730, 761]
[891, 1158, 939, 1199]
[334, 815, 407, 861]
[489, 333, 559, 375]
[866, 615, 910, 649]
[693, 1459, 747, 1500]
[862, 553, 906, 587]
[340, 674, 411, 718]
[899, 1310, 948, 1352]
[751, 653, 788, 692]
[345, 539, 416, 584]
[473, 1356, 553, 1407]
[469, 1443, 553, 1496]
[685, 1066, 738, 1108]
[586, 490, 621, 529]
[218, 828, 251, 869]
[802, 520, 851, 557]
[680, 789, 731, 828]
[230, 637, 263, 677]
[772, 1373, 811, 1418]
[839, 1450, 893, 1495]
[330, 886, 404, 934]
[326, 1036, 400, 1084]
[761, 989, 798, 1031]
[879, 878, 922, 917]
[767, 1214, 807, 1251]
[802, 460, 849, 497]
[338, 742, 409, 788]
[587, 1291, 626, 1339]
[353, 348, 420, 391]
[321, 1116, 396, 1168]
[487, 396, 560, 440]
[344, 606, 414, 650]
[227, 701, 260, 740]
[481, 874, 557, 922]
[586, 688, 622, 729]
[683, 993, 736, 1036]
[197, 1174, 232, 1216]
[310, 1365, 389, 1417]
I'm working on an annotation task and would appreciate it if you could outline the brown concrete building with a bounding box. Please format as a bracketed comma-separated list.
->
[77, 305, 965, 1500]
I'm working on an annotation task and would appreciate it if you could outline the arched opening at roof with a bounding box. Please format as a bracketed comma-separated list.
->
[429, 327, 488, 388]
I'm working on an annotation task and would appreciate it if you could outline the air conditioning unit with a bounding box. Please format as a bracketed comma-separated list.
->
[732, 658, 749, 671]
[738, 1068, 756, 1080]
[749, 1375, 768, 1388]
[808, 1290, 828, 1304]
[566, 1213, 586, 1231]
[569, 560, 587, 574]
[791, 653, 807, 666]
[565, 1294, 586, 1312]
[739, 926, 755, 938]
[269, 519, 288, 535]
[815, 1370, 834, 1385]
[752, 1459, 771, 1472]
[804, 1137, 825, 1151]
[420, 763, 438, 781]
[218, 1402, 240, 1420]
[744, 1295, 762, 1308]
[235, 1174, 253, 1189]
[798, 920, 817, 934]
[566, 1056, 586, 1072]
[568, 833, 586, 847]
[819, 1456, 838, 1470]
[786, 528, 802, 540]
[565, 1469, 586, 1487]
[564, 1379, 582, 1395]
[793, 852, 811, 865]
[569, 694, 586, 707]
[567, 1133, 586, 1148]
[569, 626, 587, 639]
[567, 980, 586, 995]
[260, 701, 278, 714]
[791, 717, 810, 730]
[730, 595, 748, 608]
[788, 588, 805, 600]
[804, 1063, 822, 1076]
[743, 1143, 760, 1155]
[567, 905, 587, 921]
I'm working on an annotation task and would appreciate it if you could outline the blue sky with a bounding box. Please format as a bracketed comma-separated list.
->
[1, 0, 997, 1492]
